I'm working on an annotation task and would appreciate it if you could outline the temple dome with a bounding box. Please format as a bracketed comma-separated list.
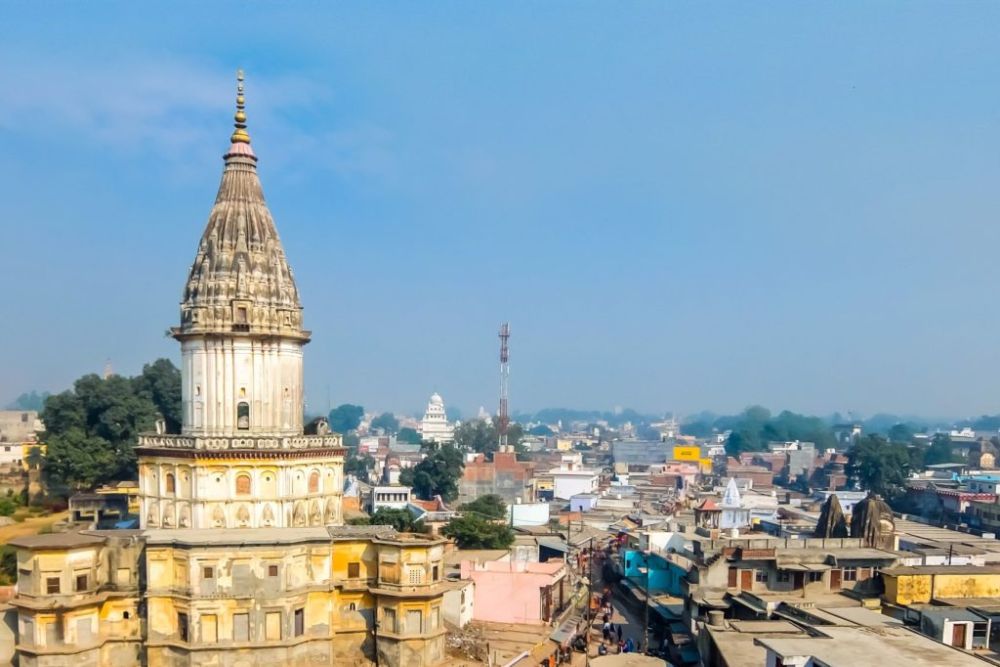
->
[174, 71, 307, 342]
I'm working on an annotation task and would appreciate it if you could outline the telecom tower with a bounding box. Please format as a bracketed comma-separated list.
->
[498, 323, 511, 451]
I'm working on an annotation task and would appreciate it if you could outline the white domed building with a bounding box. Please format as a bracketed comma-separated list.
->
[419, 393, 455, 444]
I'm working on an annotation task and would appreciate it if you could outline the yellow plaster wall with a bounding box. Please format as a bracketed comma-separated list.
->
[883, 574, 932, 605]
[932, 572, 1000, 600]
[884, 572, 1000, 605]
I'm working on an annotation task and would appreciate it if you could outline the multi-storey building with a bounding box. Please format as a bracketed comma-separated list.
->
[418, 394, 454, 445]
[9, 72, 448, 667]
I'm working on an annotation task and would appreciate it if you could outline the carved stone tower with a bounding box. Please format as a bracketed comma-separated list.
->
[136, 72, 345, 530]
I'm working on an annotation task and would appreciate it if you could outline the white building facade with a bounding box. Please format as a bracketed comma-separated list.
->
[550, 453, 599, 500]
[419, 393, 455, 444]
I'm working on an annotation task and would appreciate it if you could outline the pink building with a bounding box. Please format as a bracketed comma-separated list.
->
[460, 559, 568, 624]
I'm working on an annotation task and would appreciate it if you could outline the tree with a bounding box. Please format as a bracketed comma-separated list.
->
[529, 424, 554, 436]
[398, 427, 422, 444]
[344, 452, 375, 479]
[0, 545, 16, 586]
[367, 507, 423, 533]
[453, 418, 524, 458]
[925, 434, 961, 466]
[443, 515, 514, 549]
[846, 435, 910, 499]
[459, 494, 507, 520]
[725, 430, 759, 456]
[400, 445, 464, 502]
[887, 423, 915, 444]
[328, 404, 364, 433]
[133, 358, 182, 433]
[454, 420, 494, 454]
[370, 412, 399, 433]
[6, 390, 50, 411]
[41, 367, 169, 496]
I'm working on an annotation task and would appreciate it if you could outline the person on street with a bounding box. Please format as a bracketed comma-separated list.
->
[616, 624, 623, 643]
[598, 643, 608, 656]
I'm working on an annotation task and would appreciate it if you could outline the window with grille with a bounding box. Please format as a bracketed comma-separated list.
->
[808, 571, 823, 583]
[46, 577, 60, 595]
[408, 568, 423, 585]
[843, 567, 858, 581]
[755, 570, 768, 583]
[777, 571, 790, 583]
[203, 566, 215, 580]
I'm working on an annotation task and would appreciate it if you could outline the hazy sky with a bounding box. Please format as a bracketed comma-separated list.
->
[2, 3, 1000, 419]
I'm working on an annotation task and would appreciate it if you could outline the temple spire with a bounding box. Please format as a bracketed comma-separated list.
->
[231, 69, 251, 144]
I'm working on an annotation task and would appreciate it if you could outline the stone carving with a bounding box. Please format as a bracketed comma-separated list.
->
[212, 505, 226, 528]
[176, 140, 306, 341]
[138, 434, 340, 451]
[147, 501, 159, 527]
[814, 494, 849, 538]
[293, 501, 306, 527]
[310, 500, 322, 526]
[325, 499, 337, 525]
[850, 493, 895, 549]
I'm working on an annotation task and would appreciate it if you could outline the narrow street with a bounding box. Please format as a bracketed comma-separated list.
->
[579, 547, 666, 662]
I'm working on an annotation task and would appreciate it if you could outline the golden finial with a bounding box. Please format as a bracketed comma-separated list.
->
[231, 69, 251, 144]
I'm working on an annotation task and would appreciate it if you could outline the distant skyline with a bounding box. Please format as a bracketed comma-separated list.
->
[3, 3, 1000, 419]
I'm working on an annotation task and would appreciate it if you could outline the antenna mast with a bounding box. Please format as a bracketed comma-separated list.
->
[498, 323, 511, 451]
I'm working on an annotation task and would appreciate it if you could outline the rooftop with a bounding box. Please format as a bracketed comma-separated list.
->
[882, 564, 1000, 576]
[755, 625, 985, 666]
[8, 532, 107, 550]
[707, 620, 806, 666]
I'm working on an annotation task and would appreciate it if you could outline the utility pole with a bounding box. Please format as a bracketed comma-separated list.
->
[643, 553, 650, 654]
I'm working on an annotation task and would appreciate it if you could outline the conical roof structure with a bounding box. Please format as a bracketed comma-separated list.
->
[174, 70, 307, 342]
[814, 494, 848, 538]
[850, 493, 895, 549]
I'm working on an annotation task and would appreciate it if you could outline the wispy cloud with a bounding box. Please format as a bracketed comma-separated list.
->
[0, 56, 394, 178]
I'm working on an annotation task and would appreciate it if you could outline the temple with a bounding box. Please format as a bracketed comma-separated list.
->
[9, 72, 448, 667]
[418, 393, 454, 445]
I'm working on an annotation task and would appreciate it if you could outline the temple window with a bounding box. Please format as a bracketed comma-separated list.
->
[236, 474, 252, 496]
[308, 471, 320, 494]
[237, 402, 250, 429]
[165, 473, 176, 494]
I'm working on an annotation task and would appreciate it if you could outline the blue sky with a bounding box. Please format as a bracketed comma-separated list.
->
[2, 2, 1000, 419]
